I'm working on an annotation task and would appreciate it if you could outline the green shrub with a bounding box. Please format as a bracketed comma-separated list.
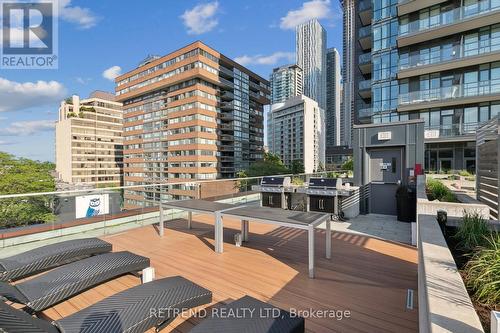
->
[291, 177, 304, 185]
[458, 170, 472, 177]
[327, 171, 340, 178]
[454, 211, 491, 251]
[463, 234, 500, 306]
[427, 179, 450, 200]
[442, 192, 457, 203]
[341, 157, 353, 171]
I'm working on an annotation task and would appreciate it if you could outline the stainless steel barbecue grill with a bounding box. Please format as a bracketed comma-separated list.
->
[254, 176, 292, 209]
[296, 177, 353, 219]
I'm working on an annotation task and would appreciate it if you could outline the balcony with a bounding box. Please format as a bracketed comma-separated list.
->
[220, 134, 234, 141]
[358, 0, 372, 26]
[358, 107, 373, 120]
[398, 44, 500, 79]
[398, 0, 500, 47]
[219, 144, 234, 151]
[423, 123, 480, 142]
[220, 123, 234, 130]
[397, 0, 448, 16]
[358, 52, 372, 74]
[220, 101, 234, 110]
[219, 77, 234, 88]
[358, 26, 372, 51]
[219, 112, 234, 120]
[220, 91, 234, 101]
[398, 78, 500, 112]
[358, 79, 372, 99]
[219, 66, 233, 78]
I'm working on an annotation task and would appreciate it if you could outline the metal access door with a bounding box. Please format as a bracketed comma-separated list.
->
[368, 148, 404, 215]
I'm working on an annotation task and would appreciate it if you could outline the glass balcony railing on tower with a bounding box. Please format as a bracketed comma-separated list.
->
[400, 0, 500, 36]
[424, 122, 481, 139]
[358, 52, 372, 74]
[399, 40, 500, 70]
[359, 0, 372, 26]
[358, 80, 372, 99]
[359, 52, 372, 65]
[358, 26, 372, 50]
[399, 78, 500, 105]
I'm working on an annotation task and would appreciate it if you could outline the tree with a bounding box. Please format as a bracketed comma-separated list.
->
[240, 152, 290, 178]
[0, 152, 56, 228]
[291, 160, 305, 174]
[341, 157, 353, 172]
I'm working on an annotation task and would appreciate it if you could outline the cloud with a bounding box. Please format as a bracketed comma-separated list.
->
[280, 0, 331, 30]
[234, 52, 295, 66]
[0, 77, 66, 112]
[59, 0, 99, 29]
[75, 77, 92, 85]
[180, 1, 219, 35]
[0, 140, 16, 145]
[102, 66, 122, 81]
[1, 120, 55, 136]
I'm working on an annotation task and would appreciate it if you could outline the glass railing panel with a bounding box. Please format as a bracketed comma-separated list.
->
[359, 79, 372, 90]
[359, 52, 372, 64]
[359, 0, 372, 11]
[400, 0, 500, 35]
[400, 41, 500, 70]
[425, 122, 481, 137]
[359, 26, 372, 38]
[399, 78, 500, 105]
[0, 172, 335, 250]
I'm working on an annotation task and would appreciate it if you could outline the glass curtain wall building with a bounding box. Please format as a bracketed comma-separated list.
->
[296, 19, 327, 111]
[326, 48, 342, 147]
[348, 0, 500, 172]
[269, 64, 303, 104]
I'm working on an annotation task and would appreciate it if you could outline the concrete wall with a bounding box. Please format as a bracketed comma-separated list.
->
[416, 175, 485, 333]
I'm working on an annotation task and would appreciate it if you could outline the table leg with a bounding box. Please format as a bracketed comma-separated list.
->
[308, 225, 315, 278]
[215, 213, 223, 253]
[326, 220, 331, 259]
[159, 204, 164, 237]
[187, 211, 192, 229]
[241, 220, 249, 241]
[334, 196, 339, 216]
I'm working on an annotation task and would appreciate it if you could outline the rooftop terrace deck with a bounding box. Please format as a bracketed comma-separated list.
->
[37, 214, 418, 332]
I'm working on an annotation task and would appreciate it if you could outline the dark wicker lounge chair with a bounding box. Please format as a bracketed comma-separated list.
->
[190, 295, 305, 333]
[0, 276, 212, 333]
[0, 251, 149, 312]
[0, 238, 112, 282]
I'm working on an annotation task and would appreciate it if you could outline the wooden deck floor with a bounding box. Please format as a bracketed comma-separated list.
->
[40, 214, 419, 332]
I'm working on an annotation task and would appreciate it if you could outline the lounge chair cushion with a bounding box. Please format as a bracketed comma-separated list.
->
[54, 276, 212, 333]
[0, 301, 59, 333]
[0, 238, 112, 282]
[0, 251, 149, 312]
[190, 295, 304, 333]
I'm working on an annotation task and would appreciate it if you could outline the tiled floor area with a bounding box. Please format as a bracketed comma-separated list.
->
[321, 214, 412, 244]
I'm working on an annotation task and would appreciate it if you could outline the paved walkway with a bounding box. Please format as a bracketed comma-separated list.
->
[320, 214, 412, 244]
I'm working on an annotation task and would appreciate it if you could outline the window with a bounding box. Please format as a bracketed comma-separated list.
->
[373, 0, 397, 21]
[464, 107, 478, 124]
[372, 80, 398, 112]
[372, 19, 398, 51]
[372, 50, 398, 81]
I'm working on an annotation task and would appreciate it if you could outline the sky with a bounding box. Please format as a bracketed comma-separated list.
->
[0, 0, 343, 162]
